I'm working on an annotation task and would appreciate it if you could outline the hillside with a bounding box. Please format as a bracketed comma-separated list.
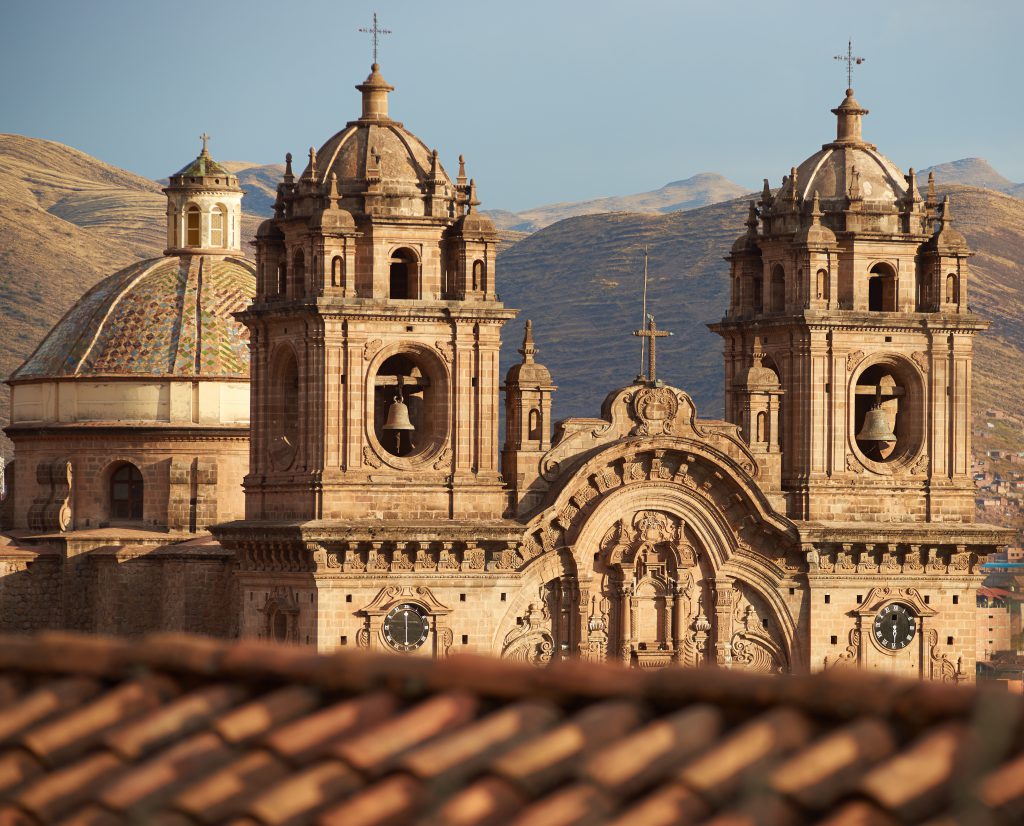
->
[0, 135, 263, 457]
[485, 173, 750, 233]
[920, 158, 1024, 200]
[496, 185, 1024, 459]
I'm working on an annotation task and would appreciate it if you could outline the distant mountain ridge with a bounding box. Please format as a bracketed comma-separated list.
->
[920, 157, 1024, 199]
[484, 173, 752, 232]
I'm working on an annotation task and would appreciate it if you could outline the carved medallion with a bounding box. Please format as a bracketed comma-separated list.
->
[632, 387, 679, 436]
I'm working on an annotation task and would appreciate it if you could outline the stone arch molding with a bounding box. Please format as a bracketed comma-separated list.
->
[495, 438, 801, 671]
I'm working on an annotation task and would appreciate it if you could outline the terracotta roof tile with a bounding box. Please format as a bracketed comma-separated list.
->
[769, 717, 897, 811]
[490, 699, 643, 796]
[676, 706, 815, 805]
[241, 760, 363, 825]
[21, 675, 177, 765]
[580, 703, 722, 798]
[263, 692, 397, 765]
[429, 776, 527, 826]
[170, 750, 289, 823]
[331, 692, 479, 775]
[859, 722, 968, 822]
[316, 773, 424, 826]
[0, 678, 102, 747]
[0, 631, 1021, 824]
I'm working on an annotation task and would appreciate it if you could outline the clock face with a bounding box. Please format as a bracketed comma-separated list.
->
[873, 603, 917, 651]
[383, 603, 430, 652]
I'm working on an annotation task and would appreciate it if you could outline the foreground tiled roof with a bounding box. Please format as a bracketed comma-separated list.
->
[1, 634, 1023, 825]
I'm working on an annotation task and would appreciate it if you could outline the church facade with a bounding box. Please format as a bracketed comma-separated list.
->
[1, 65, 1012, 679]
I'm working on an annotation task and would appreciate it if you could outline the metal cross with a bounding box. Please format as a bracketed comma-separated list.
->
[834, 40, 865, 88]
[199, 132, 210, 154]
[633, 315, 673, 384]
[359, 12, 392, 64]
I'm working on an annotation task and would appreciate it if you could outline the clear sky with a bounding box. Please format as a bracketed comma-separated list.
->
[3, 0, 1022, 211]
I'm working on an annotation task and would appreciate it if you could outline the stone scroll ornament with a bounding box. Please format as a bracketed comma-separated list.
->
[501, 592, 555, 667]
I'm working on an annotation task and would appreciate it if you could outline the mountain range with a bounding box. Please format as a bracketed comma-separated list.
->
[1, 134, 1022, 466]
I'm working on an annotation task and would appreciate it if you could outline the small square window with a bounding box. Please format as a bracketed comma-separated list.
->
[856, 594, 862, 603]
[952, 595, 959, 605]
[460, 593, 466, 602]
[346, 594, 352, 603]
[501, 593, 507, 601]
[830, 635, 838, 645]
[947, 636, 954, 645]
[824, 594, 831, 604]
[340, 636, 348, 645]
[789, 587, 795, 596]
[924, 595, 930, 604]
[462, 635, 469, 645]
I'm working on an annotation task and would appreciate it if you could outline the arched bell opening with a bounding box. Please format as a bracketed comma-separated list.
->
[867, 262, 897, 312]
[186, 204, 201, 247]
[852, 358, 923, 468]
[752, 275, 764, 313]
[370, 349, 448, 462]
[389, 248, 419, 300]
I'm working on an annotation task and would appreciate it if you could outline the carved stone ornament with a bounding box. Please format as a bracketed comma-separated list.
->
[928, 628, 966, 684]
[362, 446, 383, 469]
[501, 592, 554, 667]
[847, 350, 866, 373]
[434, 340, 453, 363]
[846, 454, 864, 475]
[432, 447, 453, 471]
[632, 386, 680, 436]
[824, 627, 860, 669]
[911, 351, 930, 374]
[910, 453, 930, 475]
[363, 338, 383, 360]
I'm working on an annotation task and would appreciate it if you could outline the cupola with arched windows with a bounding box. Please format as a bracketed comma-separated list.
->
[163, 136, 244, 255]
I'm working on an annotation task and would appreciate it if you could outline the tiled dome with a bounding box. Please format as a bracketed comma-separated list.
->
[12, 255, 255, 380]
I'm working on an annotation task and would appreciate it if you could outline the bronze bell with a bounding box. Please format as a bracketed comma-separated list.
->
[856, 396, 897, 444]
[383, 395, 415, 432]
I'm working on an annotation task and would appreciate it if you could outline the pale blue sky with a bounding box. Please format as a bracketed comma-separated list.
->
[2, 0, 1021, 210]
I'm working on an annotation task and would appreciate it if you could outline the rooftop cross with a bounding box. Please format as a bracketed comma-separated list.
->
[199, 132, 210, 154]
[633, 315, 672, 384]
[834, 39, 865, 89]
[359, 12, 392, 64]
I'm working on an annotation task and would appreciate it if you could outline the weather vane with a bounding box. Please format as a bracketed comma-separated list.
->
[834, 39, 865, 89]
[359, 12, 392, 64]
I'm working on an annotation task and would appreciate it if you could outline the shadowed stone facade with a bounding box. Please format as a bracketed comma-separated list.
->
[0, 70, 1012, 680]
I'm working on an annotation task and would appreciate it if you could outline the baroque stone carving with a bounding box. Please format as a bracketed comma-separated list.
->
[362, 446, 382, 469]
[501, 594, 554, 667]
[432, 447, 452, 471]
[928, 628, 965, 683]
[363, 338, 383, 360]
[847, 350, 866, 373]
[824, 627, 860, 670]
[632, 386, 680, 436]
[911, 351, 930, 374]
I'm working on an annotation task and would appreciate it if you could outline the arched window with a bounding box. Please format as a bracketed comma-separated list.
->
[277, 261, 287, 296]
[770, 265, 785, 313]
[528, 408, 541, 441]
[210, 205, 226, 248]
[816, 268, 828, 300]
[945, 273, 959, 304]
[756, 411, 767, 443]
[868, 263, 897, 312]
[389, 248, 418, 299]
[292, 249, 306, 297]
[271, 608, 288, 642]
[331, 256, 344, 288]
[752, 276, 764, 313]
[110, 463, 144, 522]
[472, 260, 485, 292]
[186, 205, 201, 246]
[269, 350, 300, 469]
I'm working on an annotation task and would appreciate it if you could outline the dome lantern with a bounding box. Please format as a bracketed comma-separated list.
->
[163, 135, 244, 256]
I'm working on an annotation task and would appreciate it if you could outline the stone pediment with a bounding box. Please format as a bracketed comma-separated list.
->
[541, 383, 758, 485]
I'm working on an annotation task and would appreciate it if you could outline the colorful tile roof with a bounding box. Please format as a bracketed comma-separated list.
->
[0, 632, 1022, 824]
[11, 256, 255, 380]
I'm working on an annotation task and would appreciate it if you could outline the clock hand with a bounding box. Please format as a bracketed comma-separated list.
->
[405, 610, 409, 642]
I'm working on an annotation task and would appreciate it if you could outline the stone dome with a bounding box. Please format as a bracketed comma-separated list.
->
[775, 89, 920, 214]
[308, 64, 455, 217]
[12, 255, 255, 381]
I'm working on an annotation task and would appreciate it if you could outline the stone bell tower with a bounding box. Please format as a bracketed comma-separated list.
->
[240, 63, 514, 523]
[712, 87, 986, 523]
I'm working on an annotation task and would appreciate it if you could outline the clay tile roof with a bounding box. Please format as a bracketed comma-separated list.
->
[1, 631, 1023, 824]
